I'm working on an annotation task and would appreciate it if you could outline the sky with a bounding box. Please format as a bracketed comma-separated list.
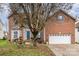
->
[70, 4, 79, 17]
[0, 4, 9, 32]
[0, 3, 79, 32]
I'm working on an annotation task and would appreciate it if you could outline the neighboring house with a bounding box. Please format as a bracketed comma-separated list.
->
[0, 19, 4, 39]
[4, 31, 8, 39]
[42, 9, 76, 44]
[8, 13, 32, 41]
[75, 21, 79, 43]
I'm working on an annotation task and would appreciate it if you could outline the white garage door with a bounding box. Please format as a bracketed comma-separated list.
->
[49, 34, 71, 44]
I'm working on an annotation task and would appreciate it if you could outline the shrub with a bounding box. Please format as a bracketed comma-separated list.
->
[2, 37, 6, 40]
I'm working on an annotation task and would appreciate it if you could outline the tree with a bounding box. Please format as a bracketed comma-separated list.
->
[9, 3, 73, 47]
[12, 13, 27, 48]
[8, 8, 27, 48]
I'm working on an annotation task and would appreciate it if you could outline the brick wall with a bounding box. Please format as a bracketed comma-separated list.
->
[44, 10, 75, 44]
[8, 17, 14, 41]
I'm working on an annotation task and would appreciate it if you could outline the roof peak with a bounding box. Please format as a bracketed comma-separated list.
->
[52, 9, 76, 21]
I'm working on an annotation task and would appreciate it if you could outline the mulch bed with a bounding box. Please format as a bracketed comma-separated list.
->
[34, 44, 56, 56]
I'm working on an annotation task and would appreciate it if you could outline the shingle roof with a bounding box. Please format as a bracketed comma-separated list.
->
[53, 9, 76, 21]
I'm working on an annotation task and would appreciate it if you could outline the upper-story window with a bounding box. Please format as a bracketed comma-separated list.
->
[57, 15, 64, 21]
[13, 15, 19, 25]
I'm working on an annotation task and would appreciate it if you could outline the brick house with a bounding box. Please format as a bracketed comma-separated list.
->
[8, 9, 76, 44]
[42, 9, 75, 44]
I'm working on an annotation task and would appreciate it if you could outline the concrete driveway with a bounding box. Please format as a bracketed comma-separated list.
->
[48, 44, 79, 56]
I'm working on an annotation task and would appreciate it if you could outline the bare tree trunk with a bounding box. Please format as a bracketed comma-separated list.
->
[32, 38, 37, 47]
[31, 31, 38, 47]
[20, 28, 23, 40]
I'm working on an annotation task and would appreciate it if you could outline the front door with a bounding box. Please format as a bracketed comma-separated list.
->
[27, 31, 30, 40]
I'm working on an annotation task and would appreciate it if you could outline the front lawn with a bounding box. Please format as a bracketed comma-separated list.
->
[0, 40, 10, 48]
[0, 40, 55, 56]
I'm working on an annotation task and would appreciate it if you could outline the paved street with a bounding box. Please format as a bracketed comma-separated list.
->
[48, 44, 79, 56]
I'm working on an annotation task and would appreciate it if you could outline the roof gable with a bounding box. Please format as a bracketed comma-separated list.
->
[48, 9, 76, 21]
[58, 9, 76, 21]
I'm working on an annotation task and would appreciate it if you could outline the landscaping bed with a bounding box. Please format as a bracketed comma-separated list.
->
[0, 40, 55, 56]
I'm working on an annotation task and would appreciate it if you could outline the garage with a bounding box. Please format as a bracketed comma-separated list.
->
[49, 34, 71, 44]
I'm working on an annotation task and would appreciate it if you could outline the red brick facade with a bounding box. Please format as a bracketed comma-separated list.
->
[8, 15, 24, 41]
[8, 16, 14, 41]
[8, 14, 31, 41]
[8, 9, 75, 44]
[43, 10, 75, 44]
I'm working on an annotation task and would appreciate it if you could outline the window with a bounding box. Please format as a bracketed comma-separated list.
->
[78, 28, 79, 32]
[57, 15, 64, 21]
[13, 15, 19, 25]
[14, 31, 18, 39]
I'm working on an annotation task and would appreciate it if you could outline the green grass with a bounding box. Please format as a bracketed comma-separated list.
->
[0, 40, 10, 48]
[0, 48, 49, 56]
[0, 40, 54, 56]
